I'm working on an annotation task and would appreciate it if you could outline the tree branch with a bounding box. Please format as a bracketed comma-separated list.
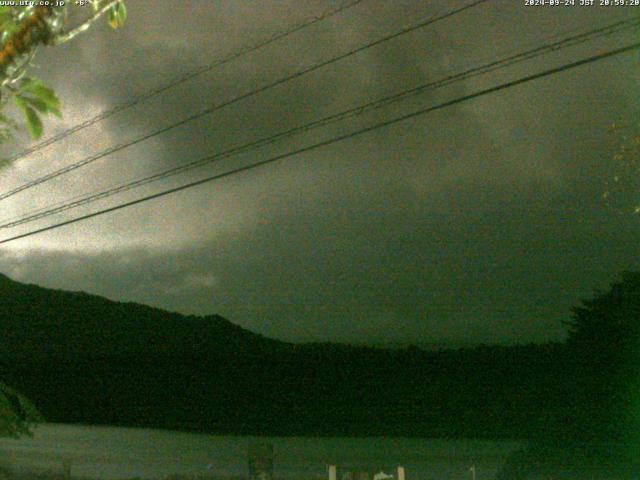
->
[52, 0, 121, 45]
[1, 46, 38, 87]
[0, 7, 55, 79]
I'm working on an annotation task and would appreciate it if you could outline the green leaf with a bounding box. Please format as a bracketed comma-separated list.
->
[24, 107, 43, 139]
[21, 96, 48, 113]
[0, 15, 17, 38]
[18, 78, 62, 117]
[15, 96, 43, 139]
[0, 9, 12, 23]
[20, 78, 60, 108]
[20, 77, 47, 93]
[21, 95, 61, 117]
[108, 1, 126, 29]
[14, 95, 27, 112]
[0, 382, 43, 438]
[0, 383, 43, 423]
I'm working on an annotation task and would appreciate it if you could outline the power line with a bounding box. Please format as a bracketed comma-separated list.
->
[0, 0, 489, 202]
[1, 41, 637, 245]
[2, 0, 367, 164]
[1, 17, 636, 230]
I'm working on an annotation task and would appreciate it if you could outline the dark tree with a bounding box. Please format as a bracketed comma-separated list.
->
[567, 271, 640, 352]
[498, 273, 640, 479]
[564, 271, 640, 445]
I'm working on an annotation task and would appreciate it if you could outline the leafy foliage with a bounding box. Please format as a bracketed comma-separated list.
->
[496, 273, 640, 478]
[566, 271, 640, 348]
[107, 2, 127, 29]
[11, 77, 61, 140]
[564, 272, 640, 443]
[0, 6, 38, 45]
[0, 382, 43, 438]
[0, 1, 126, 149]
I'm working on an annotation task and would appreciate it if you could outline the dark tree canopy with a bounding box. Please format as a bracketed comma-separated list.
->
[564, 271, 640, 448]
[498, 273, 640, 478]
[566, 271, 640, 370]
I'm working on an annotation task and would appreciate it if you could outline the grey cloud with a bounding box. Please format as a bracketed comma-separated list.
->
[0, 0, 637, 346]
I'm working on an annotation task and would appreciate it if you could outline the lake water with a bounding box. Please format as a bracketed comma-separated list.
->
[0, 424, 524, 480]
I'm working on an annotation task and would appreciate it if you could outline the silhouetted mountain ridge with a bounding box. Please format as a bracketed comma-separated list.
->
[0, 272, 288, 357]
[0, 272, 573, 440]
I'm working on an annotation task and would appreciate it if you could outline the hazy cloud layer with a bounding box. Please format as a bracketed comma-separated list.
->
[0, 0, 637, 345]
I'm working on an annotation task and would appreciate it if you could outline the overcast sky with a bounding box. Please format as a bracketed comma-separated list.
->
[0, 0, 637, 346]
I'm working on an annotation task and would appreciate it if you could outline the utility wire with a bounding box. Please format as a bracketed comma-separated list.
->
[2, 0, 367, 164]
[1, 41, 637, 245]
[0, 16, 636, 229]
[0, 0, 489, 202]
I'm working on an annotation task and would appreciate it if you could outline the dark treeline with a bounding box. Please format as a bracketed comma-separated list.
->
[0, 344, 568, 438]
[0, 271, 638, 477]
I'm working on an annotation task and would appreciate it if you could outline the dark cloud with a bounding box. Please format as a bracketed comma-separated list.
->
[0, 0, 637, 346]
